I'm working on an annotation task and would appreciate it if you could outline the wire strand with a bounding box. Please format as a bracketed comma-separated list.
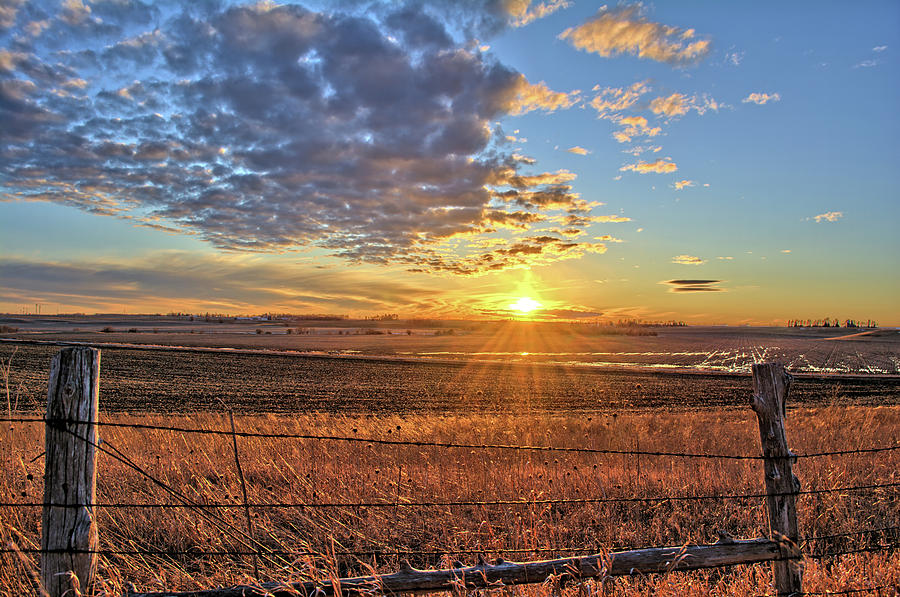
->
[5, 416, 897, 460]
[4, 480, 897, 511]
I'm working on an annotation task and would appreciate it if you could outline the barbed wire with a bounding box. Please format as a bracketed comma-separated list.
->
[4, 540, 898, 561]
[51, 424, 297, 571]
[3, 479, 898, 511]
[4, 417, 899, 461]
[808, 543, 900, 559]
[759, 586, 899, 597]
[804, 525, 900, 544]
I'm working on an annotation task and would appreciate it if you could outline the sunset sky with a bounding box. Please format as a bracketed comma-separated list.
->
[1, 1, 898, 324]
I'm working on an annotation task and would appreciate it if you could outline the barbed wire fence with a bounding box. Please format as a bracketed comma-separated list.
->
[1, 344, 898, 596]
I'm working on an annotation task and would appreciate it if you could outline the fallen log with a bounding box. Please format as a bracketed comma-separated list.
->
[128, 538, 782, 597]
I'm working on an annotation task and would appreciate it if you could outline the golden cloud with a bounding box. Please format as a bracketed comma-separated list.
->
[505, 0, 571, 27]
[507, 76, 579, 115]
[613, 116, 661, 143]
[567, 146, 590, 155]
[559, 5, 711, 65]
[650, 93, 689, 117]
[589, 80, 651, 116]
[674, 179, 694, 190]
[620, 158, 677, 174]
[650, 92, 719, 117]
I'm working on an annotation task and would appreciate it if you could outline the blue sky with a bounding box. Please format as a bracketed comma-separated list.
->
[1, 1, 897, 323]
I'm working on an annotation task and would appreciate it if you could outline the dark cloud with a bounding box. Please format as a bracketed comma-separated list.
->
[663, 279, 724, 293]
[1, 1, 608, 275]
[0, 253, 445, 313]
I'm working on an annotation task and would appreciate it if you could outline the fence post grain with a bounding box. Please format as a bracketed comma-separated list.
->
[751, 361, 802, 596]
[42, 347, 101, 597]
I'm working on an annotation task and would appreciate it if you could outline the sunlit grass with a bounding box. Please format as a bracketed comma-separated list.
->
[1, 405, 898, 595]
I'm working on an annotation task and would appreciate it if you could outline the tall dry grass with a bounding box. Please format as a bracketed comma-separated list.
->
[1, 404, 898, 596]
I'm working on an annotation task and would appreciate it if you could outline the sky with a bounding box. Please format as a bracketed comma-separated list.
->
[1, 0, 898, 324]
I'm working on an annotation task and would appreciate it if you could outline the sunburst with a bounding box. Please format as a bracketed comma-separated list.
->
[508, 297, 542, 313]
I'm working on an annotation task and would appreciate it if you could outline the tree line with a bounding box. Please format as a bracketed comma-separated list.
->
[787, 318, 877, 328]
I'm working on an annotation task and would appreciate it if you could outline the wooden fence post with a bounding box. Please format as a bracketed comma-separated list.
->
[751, 362, 802, 596]
[42, 347, 101, 597]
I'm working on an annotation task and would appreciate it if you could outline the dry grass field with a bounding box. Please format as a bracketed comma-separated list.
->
[2, 406, 899, 595]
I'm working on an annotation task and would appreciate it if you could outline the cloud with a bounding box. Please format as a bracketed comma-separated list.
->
[559, 5, 711, 65]
[540, 308, 602, 318]
[505, 0, 571, 27]
[742, 92, 781, 105]
[650, 93, 690, 117]
[410, 235, 610, 276]
[725, 51, 743, 66]
[812, 211, 843, 223]
[0, 0, 24, 31]
[650, 92, 719, 117]
[612, 115, 661, 143]
[671, 255, 705, 265]
[873, 45, 887, 52]
[662, 279, 723, 292]
[567, 145, 590, 155]
[620, 158, 677, 174]
[623, 144, 662, 156]
[590, 215, 631, 223]
[674, 179, 694, 190]
[507, 77, 579, 115]
[589, 79, 651, 117]
[60, 0, 93, 26]
[0, 253, 445, 314]
[0, 2, 616, 277]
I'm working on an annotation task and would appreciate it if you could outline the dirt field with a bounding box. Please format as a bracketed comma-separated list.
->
[3, 340, 898, 414]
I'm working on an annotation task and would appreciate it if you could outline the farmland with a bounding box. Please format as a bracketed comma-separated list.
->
[2, 317, 899, 413]
[1, 319, 899, 595]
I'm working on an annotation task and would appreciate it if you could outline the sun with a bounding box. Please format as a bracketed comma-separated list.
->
[508, 297, 542, 313]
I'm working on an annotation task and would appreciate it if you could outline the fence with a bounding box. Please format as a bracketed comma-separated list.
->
[1, 344, 899, 596]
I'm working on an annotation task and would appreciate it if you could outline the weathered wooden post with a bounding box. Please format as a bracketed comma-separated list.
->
[42, 347, 101, 597]
[751, 362, 802, 596]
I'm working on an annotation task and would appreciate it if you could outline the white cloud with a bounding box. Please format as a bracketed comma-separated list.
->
[812, 211, 843, 223]
[742, 92, 781, 105]
[672, 254, 705, 265]
[725, 51, 744, 66]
